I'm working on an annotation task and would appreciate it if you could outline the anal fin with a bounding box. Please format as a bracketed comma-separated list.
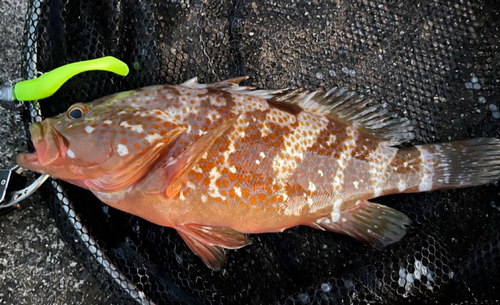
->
[177, 224, 251, 270]
[314, 201, 412, 249]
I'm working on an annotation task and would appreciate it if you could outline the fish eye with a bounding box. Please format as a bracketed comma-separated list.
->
[68, 106, 86, 119]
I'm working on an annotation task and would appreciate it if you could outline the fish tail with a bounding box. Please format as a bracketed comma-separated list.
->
[406, 138, 500, 192]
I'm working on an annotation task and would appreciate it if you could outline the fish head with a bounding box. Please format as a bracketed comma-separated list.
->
[17, 101, 117, 179]
[17, 93, 186, 190]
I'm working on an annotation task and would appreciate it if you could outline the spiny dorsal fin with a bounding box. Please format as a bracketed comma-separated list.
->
[181, 77, 414, 145]
[181, 76, 250, 89]
[271, 88, 415, 146]
[181, 76, 287, 99]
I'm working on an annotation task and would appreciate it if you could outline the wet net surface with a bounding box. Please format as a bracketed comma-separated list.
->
[21, 0, 500, 304]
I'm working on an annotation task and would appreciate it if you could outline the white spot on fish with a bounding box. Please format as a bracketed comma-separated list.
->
[206, 111, 220, 122]
[341, 217, 347, 222]
[228, 166, 236, 173]
[259, 122, 271, 137]
[208, 167, 225, 200]
[326, 134, 337, 146]
[333, 198, 342, 210]
[333, 176, 342, 187]
[234, 186, 242, 197]
[353, 181, 359, 189]
[368, 143, 397, 198]
[67, 149, 75, 158]
[201, 228, 210, 233]
[318, 170, 324, 177]
[417, 146, 435, 191]
[210, 97, 226, 107]
[397, 179, 406, 192]
[85, 126, 94, 134]
[330, 199, 342, 222]
[222, 141, 236, 163]
[308, 181, 317, 192]
[331, 127, 358, 198]
[117, 144, 129, 156]
[131, 124, 144, 132]
[419, 173, 433, 191]
[186, 181, 196, 190]
[255, 160, 261, 165]
[307, 197, 314, 207]
[166, 157, 177, 166]
[281, 193, 289, 202]
[201, 195, 207, 203]
[260, 152, 266, 159]
[104, 120, 113, 125]
[120, 121, 144, 133]
[331, 211, 340, 222]
[179, 191, 186, 201]
[145, 133, 162, 143]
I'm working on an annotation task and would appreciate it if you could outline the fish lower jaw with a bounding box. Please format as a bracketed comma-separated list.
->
[16, 152, 40, 169]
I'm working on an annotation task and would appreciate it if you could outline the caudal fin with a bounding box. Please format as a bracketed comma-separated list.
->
[418, 138, 500, 190]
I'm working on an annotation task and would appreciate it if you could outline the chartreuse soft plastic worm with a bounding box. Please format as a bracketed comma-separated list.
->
[0, 56, 129, 102]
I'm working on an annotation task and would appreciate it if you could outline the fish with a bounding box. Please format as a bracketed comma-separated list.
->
[17, 77, 500, 270]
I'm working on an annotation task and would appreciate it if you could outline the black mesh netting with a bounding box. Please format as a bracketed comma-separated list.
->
[20, 0, 500, 304]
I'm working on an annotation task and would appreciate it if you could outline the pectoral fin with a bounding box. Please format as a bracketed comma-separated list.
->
[85, 142, 168, 192]
[165, 116, 239, 198]
[177, 224, 251, 270]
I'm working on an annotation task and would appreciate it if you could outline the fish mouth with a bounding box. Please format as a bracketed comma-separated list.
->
[16, 152, 41, 170]
[17, 121, 68, 169]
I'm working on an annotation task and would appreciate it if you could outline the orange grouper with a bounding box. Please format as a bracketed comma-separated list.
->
[17, 77, 500, 270]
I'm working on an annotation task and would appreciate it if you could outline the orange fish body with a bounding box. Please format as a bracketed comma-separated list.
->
[17, 77, 500, 269]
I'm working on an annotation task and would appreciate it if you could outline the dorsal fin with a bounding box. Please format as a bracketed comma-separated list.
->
[180, 76, 287, 99]
[270, 88, 415, 146]
[181, 77, 414, 145]
[181, 76, 250, 89]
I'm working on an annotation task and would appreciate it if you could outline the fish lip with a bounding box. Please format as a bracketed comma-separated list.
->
[29, 121, 68, 166]
[30, 122, 45, 141]
[16, 152, 40, 168]
[16, 152, 48, 176]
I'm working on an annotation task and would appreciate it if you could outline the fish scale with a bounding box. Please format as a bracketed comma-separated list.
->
[17, 77, 500, 270]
